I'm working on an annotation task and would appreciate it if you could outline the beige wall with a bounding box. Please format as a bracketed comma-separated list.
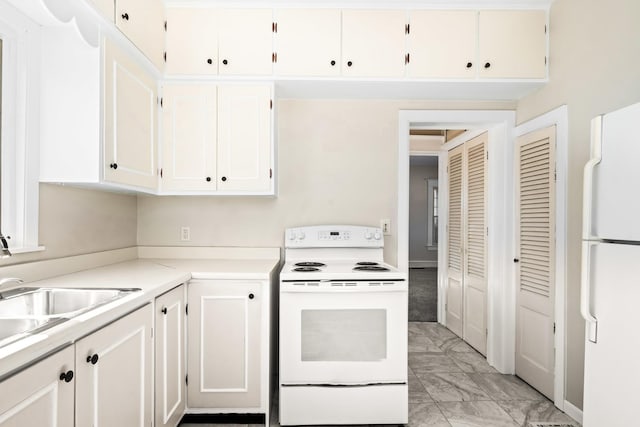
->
[0, 184, 137, 266]
[138, 99, 513, 265]
[517, 0, 640, 409]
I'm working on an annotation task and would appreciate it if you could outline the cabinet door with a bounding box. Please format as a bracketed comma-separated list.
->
[166, 7, 219, 75]
[408, 10, 477, 79]
[342, 10, 407, 77]
[478, 10, 547, 79]
[162, 84, 217, 191]
[0, 346, 74, 427]
[104, 40, 158, 190]
[115, 0, 165, 69]
[187, 280, 262, 408]
[274, 9, 341, 77]
[155, 285, 186, 427]
[76, 304, 153, 426]
[217, 85, 272, 192]
[218, 9, 273, 76]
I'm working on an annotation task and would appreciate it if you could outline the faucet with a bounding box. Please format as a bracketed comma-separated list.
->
[0, 233, 11, 257]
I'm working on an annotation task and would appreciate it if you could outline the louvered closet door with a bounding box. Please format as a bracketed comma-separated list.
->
[446, 145, 464, 337]
[515, 126, 556, 400]
[463, 133, 488, 355]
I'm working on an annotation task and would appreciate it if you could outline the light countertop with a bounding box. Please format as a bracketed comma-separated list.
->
[0, 254, 280, 380]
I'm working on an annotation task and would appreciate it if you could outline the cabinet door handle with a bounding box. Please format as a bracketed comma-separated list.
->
[59, 370, 74, 383]
[121, 12, 129, 21]
[109, 163, 118, 170]
[206, 58, 213, 65]
[87, 354, 99, 365]
[347, 61, 353, 67]
[484, 62, 491, 69]
[248, 293, 255, 300]
[466, 62, 473, 68]
[206, 177, 211, 182]
[330, 60, 336, 66]
[161, 307, 168, 314]
[221, 176, 227, 182]
[222, 59, 228, 65]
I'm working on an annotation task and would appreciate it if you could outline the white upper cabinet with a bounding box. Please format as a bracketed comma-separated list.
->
[274, 9, 341, 77]
[166, 8, 219, 75]
[341, 10, 407, 78]
[478, 10, 547, 79]
[217, 9, 274, 76]
[162, 84, 218, 191]
[217, 85, 273, 192]
[104, 40, 158, 190]
[407, 10, 477, 79]
[86, 0, 115, 22]
[115, 0, 166, 69]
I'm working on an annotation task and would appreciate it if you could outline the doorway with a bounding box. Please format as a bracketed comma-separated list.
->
[408, 154, 439, 322]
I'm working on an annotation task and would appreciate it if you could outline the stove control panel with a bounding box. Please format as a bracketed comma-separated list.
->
[285, 225, 383, 248]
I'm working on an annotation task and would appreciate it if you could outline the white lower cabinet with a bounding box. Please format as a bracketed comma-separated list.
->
[0, 346, 75, 427]
[155, 285, 187, 427]
[187, 280, 264, 410]
[75, 304, 154, 426]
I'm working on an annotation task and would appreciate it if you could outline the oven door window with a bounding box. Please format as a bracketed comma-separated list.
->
[301, 309, 387, 361]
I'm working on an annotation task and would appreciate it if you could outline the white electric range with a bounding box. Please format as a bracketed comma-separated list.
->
[279, 225, 408, 426]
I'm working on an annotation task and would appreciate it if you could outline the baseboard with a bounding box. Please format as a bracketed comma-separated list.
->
[563, 400, 583, 424]
[409, 260, 437, 268]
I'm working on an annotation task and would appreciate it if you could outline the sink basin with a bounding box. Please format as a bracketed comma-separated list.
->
[0, 317, 67, 348]
[0, 287, 140, 318]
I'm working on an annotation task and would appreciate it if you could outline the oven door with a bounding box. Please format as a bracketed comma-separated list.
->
[279, 284, 407, 385]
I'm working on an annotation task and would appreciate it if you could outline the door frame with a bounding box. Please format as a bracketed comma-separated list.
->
[398, 110, 516, 373]
[514, 106, 568, 411]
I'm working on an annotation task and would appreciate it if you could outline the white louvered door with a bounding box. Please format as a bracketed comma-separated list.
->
[463, 133, 488, 355]
[515, 126, 556, 400]
[446, 145, 464, 337]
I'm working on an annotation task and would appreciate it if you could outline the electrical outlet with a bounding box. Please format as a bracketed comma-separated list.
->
[380, 219, 391, 235]
[180, 227, 190, 241]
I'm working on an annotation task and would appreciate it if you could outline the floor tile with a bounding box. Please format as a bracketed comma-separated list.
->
[444, 339, 476, 354]
[415, 372, 491, 402]
[409, 402, 452, 427]
[409, 367, 434, 403]
[409, 353, 464, 374]
[437, 401, 520, 427]
[496, 400, 580, 426]
[409, 333, 444, 353]
[468, 374, 546, 401]
[448, 350, 498, 373]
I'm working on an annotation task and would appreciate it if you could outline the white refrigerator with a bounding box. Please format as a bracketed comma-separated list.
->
[581, 101, 640, 426]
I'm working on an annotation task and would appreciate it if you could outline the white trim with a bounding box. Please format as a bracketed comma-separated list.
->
[398, 109, 516, 374]
[427, 178, 438, 249]
[409, 260, 437, 268]
[514, 104, 568, 410]
[563, 399, 583, 424]
[0, 2, 41, 252]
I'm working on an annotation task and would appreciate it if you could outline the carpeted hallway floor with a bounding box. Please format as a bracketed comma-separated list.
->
[409, 267, 438, 322]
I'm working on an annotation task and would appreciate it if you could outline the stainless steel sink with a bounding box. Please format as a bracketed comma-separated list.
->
[0, 287, 141, 348]
[0, 287, 140, 318]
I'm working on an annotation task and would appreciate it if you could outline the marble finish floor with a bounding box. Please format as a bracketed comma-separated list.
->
[180, 322, 580, 427]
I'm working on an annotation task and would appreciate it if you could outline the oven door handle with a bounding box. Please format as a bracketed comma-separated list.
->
[280, 286, 407, 293]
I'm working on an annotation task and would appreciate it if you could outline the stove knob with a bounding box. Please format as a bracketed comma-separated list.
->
[365, 232, 372, 240]
[298, 231, 306, 240]
[374, 232, 382, 240]
[288, 231, 296, 240]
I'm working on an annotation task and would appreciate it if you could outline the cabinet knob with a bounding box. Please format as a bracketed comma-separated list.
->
[87, 354, 99, 365]
[221, 176, 227, 182]
[513, 258, 520, 263]
[161, 307, 167, 314]
[59, 370, 74, 383]
[248, 293, 254, 300]
[206, 58, 213, 65]
[109, 163, 118, 170]
[466, 62, 473, 68]
[347, 61, 353, 67]
[206, 177, 211, 182]
[330, 60, 336, 66]
[484, 62, 491, 69]
[121, 12, 129, 20]
[222, 59, 228, 65]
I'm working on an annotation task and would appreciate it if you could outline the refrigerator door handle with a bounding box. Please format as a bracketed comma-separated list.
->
[582, 115, 603, 241]
[580, 240, 598, 343]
